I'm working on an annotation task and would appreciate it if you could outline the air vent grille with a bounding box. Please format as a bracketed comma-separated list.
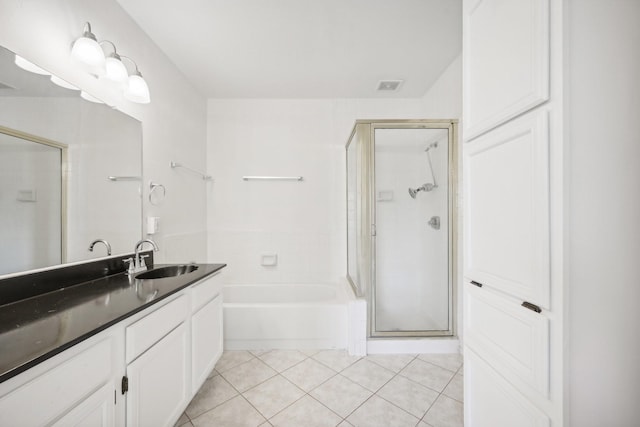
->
[376, 80, 403, 91]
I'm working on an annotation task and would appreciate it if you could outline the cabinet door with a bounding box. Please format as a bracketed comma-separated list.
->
[0, 337, 116, 427]
[126, 322, 190, 427]
[464, 110, 550, 308]
[465, 348, 550, 427]
[52, 382, 115, 427]
[192, 294, 223, 393]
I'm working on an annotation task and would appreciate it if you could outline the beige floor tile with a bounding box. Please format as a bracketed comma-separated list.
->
[191, 395, 266, 427]
[281, 358, 337, 392]
[221, 358, 277, 392]
[243, 375, 305, 419]
[377, 375, 439, 418]
[340, 359, 395, 392]
[417, 353, 463, 373]
[310, 374, 372, 418]
[216, 351, 255, 373]
[174, 412, 191, 427]
[366, 354, 416, 373]
[418, 422, 435, 427]
[299, 349, 321, 357]
[250, 349, 273, 357]
[338, 421, 354, 427]
[269, 395, 342, 427]
[399, 359, 455, 392]
[442, 373, 463, 402]
[423, 395, 464, 427]
[346, 395, 419, 427]
[186, 375, 238, 419]
[312, 349, 361, 372]
[258, 350, 308, 372]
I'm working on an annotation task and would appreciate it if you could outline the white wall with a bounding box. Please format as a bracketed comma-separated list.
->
[207, 62, 462, 289]
[567, 0, 640, 425]
[422, 54, 462, 118]
[207, 98, 427, 284]
[0, 0, 208, 265]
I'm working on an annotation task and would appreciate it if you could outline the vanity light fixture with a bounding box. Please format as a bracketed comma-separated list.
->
[14, 55, 50, 75]
[71, 22, 105, 67]
[101, 41, 128, 83]
[71, 22, 151, 104]
[121, 56, 150, 104]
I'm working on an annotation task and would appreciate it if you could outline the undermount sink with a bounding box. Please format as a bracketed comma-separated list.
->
[134, 264, 199, 280]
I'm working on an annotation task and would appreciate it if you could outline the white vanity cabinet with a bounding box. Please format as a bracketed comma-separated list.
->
[0, 333, 121, 427]
[191, 277, 224, 394]
[125, 295, 191, 427]
[0, 270, 224, 427]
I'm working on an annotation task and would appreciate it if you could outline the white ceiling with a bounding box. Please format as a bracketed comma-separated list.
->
[117, 0, 461, 99]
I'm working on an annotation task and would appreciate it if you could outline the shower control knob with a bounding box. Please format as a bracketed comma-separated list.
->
[428, 216, 441, 230]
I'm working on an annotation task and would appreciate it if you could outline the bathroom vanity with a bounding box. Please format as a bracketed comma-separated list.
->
[0, 258, 226, 427]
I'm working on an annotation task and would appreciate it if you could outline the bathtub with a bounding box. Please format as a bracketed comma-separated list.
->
[223, 282, 355, 350]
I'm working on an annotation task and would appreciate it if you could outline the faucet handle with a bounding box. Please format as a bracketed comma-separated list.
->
[139, 254, 150, 270]
[122, 257, 135, 275]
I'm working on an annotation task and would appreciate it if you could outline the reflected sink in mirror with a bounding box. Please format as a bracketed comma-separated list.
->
[134, 265, 199, 280]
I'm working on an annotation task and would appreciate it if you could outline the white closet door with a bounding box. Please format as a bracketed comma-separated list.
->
[463, 0, 549, 139]
[465, 348, 550, 427]
[463, 0, 558, 425]
[464, 110, 550, 308]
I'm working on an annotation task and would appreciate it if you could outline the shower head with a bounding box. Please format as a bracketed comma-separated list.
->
[408, 183, 437, 198]
[425, 141, 438, 152]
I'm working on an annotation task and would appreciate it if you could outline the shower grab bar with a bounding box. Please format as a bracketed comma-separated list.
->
[170, 161, 213, 181]
[108, 176, 141, 181]
[242, 176, 304, 181]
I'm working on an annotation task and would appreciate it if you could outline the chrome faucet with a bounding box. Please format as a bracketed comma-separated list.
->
[88, 239, 112, 256]
[131, 239, 159, 274]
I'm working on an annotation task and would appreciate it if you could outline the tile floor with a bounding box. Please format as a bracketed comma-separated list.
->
[176, 350, 463, 427]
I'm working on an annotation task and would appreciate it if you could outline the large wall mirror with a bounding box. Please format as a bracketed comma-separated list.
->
[0, 45, 142, 276]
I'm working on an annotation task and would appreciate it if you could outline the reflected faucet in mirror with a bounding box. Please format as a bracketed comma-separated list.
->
[88, 239, 112, 256]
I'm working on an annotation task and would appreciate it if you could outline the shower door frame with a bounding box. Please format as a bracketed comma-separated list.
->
[367, 120, 458, 338]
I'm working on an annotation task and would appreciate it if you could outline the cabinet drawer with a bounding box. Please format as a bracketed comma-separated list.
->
[464, 282, 549, 397]
[191, 273, 222, 313]
[126, 295, 189, 363]
[0, 337, 114, 427]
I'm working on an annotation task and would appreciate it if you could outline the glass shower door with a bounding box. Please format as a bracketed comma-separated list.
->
[372, 126, 452, 336]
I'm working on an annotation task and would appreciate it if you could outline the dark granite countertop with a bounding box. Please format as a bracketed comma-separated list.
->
[0, 262, 226, 384]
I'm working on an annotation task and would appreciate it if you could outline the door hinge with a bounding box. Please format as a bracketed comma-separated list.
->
[522, 301, 542, 313]
[371, 223, 377, 236]
[121, 376, 129, 395]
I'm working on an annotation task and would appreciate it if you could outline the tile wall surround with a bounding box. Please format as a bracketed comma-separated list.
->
[176, 350, 463, 427]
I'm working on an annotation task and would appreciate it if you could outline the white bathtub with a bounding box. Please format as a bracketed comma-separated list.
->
[223, 283, 354, 350]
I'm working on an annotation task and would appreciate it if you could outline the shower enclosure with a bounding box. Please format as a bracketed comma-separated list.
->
[346, 120, 458, 337]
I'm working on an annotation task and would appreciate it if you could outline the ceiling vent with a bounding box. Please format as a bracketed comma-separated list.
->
[376, 80, 403, 91]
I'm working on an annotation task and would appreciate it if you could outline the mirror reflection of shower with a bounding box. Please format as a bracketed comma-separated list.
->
[408, 141, 438, 198]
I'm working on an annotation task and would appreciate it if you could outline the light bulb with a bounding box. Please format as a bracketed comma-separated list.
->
[124, 71, 150, 104]
[71, 25, 105, 67]
[105, 53, 128, 82]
